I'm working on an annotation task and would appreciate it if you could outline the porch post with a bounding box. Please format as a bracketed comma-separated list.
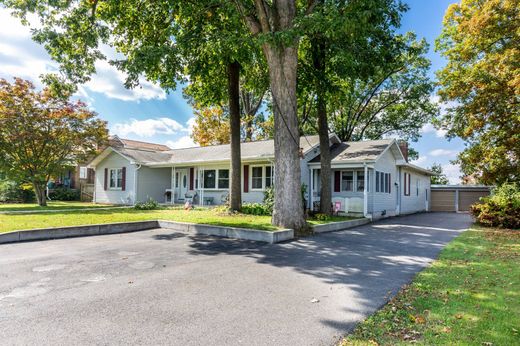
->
[309, 168, 314, 211]
[172, 166, 176, 204]
[363, 163, 368, 217]
[200, 167, 204, 206]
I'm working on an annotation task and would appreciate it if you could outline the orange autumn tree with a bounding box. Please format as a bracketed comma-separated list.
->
[0, 78, 108, 206]
[190, 105, 231, 147]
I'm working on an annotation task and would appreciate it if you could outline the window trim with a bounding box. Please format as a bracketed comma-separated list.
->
[249, 164, 273, 191]
[200, 168, 230, 190]
[108, 168, 123, 190]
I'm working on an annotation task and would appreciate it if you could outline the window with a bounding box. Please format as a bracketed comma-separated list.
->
[356, 171, 365, 192]
[385, 173, 391, 193]
[109, 168, 123, 189]
[375, 171, 391, 194]
[175, 173, 179, 188]
[416, 179, 419, 196]
[79, 166, 87, 179]
[341, 171, 354, 191]
[251, 166, 263, 189]
[203, 170, 216, 189]
[265, 166, 272, 188]
[404, 172, 411, 196]
[218, 169, 229, 189]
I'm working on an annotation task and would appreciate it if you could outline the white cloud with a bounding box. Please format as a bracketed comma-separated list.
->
[84, 60, 166, 101]
[111, 117, 185, 137]
[429, 148, 459, 157]
[442, 163, 462, 185]
[421, 123, 448, 138]
[411, 156, 428, 166]
[0, 8, 165, 102]
[165, 136, 197, 149]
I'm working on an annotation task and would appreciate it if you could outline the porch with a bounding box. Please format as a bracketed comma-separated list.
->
[160, 162, 274, 206]
[309, 164, 372, 216]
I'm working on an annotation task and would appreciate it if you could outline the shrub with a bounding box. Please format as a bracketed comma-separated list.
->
[49, 187, 80, 201]
[263, 186, 275, 214]
[313, 213, 331, 221]
[471, 183, 520, 229]
[134, 198, 160, 210]
[0, 180, 35, 202]
[241, 202, 272, 216]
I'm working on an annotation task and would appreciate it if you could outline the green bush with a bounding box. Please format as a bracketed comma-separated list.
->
[241, 202, 272, 216]
[0, 180, 35, 202]
[49, 187, 80, 201]
[263, 186, 275, 214]
[471, 183, 520, 229]
[134, 198, 160, 210]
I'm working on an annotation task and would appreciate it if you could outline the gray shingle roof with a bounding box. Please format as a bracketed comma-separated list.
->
[113, 135, 322, 165]
[309, 139, 393, 163]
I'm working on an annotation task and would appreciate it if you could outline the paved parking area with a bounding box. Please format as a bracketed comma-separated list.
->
[0, 212, 472, 345]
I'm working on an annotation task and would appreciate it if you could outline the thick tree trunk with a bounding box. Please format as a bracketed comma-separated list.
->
[312, 38, 332, 215]
[263, 44, 307, 233]
[33, 181, 47, 207]
[228, 61, 242, 211]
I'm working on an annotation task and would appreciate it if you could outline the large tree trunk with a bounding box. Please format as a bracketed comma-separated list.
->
[312, 38, 332, 215]
[33, 181, 47, 207]
[228, 61, 242, 211]
[263, 44, 307, 232]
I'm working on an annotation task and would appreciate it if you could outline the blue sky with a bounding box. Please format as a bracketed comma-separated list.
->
[0, 1, 464, 183]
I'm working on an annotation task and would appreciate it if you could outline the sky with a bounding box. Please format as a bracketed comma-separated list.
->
[0, 0, 465, 183]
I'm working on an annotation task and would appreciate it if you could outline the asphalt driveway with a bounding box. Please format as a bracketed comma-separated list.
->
[0, 212, 472, 345]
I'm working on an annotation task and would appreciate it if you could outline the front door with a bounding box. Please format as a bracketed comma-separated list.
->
[176, 169, 188, 201]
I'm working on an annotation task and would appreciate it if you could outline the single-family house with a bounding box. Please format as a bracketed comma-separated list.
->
[88, 134, 434, 219]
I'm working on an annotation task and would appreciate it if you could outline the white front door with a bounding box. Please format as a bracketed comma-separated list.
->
[176, 169, 188, 201]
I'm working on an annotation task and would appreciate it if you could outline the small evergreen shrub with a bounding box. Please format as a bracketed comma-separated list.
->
[471, 183, 520, 229]
[263, 186, 275, 214]
[49, 187, 80, 201]
[134, 198, 160, 210]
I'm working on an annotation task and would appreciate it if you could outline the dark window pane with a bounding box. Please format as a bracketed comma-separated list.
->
[357, 171, 364, 192]
[342, 171, 353, 191]
[265, 166, 272, 187]
[252, 167, 263, 189]
[218, 169, 229, 189]
[203, 170, 216, 189]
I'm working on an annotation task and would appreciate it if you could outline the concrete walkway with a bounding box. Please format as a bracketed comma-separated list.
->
[0, 212, 472, 345]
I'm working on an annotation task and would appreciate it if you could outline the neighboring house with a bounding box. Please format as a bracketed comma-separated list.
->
[88, 134, 434, 219]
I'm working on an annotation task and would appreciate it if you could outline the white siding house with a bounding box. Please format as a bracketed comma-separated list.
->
[88, 134, 434, 219]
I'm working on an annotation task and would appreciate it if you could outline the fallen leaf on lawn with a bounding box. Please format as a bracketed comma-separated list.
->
[415, 315, 426, 324]
[442, 327, 452, 333]
[455, 313, 463, 319]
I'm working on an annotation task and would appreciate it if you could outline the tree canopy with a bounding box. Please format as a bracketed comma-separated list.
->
[429, 163, 450, 185]
[436, 0, 519, 185]
[0, 78, 108, 206]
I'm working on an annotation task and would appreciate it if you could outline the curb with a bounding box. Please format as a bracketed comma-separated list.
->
[311, 218, 370, 233]
[0, 220, 293, 245]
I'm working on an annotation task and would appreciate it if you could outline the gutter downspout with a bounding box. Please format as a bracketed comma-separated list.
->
[363, 162, 369, 219]
[134, 164, 142, 205]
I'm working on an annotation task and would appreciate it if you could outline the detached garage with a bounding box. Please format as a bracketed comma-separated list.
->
[431, 185, 491, 212]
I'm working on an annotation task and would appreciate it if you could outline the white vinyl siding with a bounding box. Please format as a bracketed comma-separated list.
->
[94, 152, 135, 205]
[400, 168, 431, 214]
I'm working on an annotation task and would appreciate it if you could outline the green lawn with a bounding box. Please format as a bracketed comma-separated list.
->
[341, 225, 520, 345]
[0, 205, 360, 233]
[0, 201, 117, 212]
[0, 207, 277, 233]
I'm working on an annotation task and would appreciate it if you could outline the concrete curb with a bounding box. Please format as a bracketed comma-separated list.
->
[0, 206, 131, 215]
[158, 220, 293, 244]
[0, 220, 159, 244]
[311, 218, 370, 233]
[0, 220, 293, 245]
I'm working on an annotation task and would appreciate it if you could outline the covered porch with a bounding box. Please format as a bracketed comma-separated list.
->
[161, 161, 274, 206]
[308, 163, 373, 216]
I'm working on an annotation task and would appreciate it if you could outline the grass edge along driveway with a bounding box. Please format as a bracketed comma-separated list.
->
[341, 224, 520, 346]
